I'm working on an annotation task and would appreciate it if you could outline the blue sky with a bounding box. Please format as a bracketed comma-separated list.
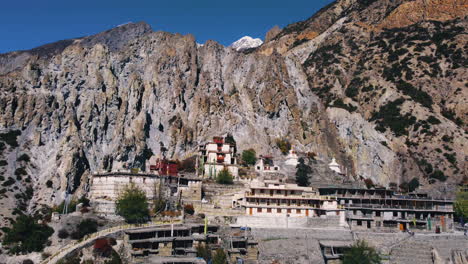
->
[0, 0, 334, 54]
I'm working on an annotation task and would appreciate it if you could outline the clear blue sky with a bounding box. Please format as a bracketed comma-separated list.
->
[0, 0, 334, 54]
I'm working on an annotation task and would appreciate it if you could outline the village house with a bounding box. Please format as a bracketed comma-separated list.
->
[241, 180, 345, 219]
[318, 186, 454, 232]
[198, 136, 239, 179]
[90, 158, 202, 214]
[254, 155, 280, 174]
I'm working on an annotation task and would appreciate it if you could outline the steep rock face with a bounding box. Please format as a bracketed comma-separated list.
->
[0, 0, 467, 226]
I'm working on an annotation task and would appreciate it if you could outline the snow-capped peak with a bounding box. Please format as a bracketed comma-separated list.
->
[230, 36, 263, 51]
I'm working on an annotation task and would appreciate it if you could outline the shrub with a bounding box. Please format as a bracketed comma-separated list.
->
[116, 183, 149, 223]
[454, 187, 468, 219]
[212, 248, 228, 264]
[46, 180, 53, 188]
[224, 133, 236, 145]
[241, 149, 257, 166]
[15, 168, 27, 177]
[58, 229, 69, 239]
[343, 240, 381, 264]
[429, 170, 447, 182]
[364, 179, 374, 189]
[2, 214, 54, 253]
[78, 196, 90, 207]
[216, 168, 233, 185]
[296, 158, 312, 187]
[426, 116, 441, 125]
[71, 219, 98, 240]
[2, 177, 15, 187]
[22, 260, 34, 264]
[371, 98, 416, 137]
[408, 178, 420, 192]
[0, 160, 7, 166]
[183, 204, 195, 215]
[0, 130, 21, 147]
[196, 244, 212, 262]
[17, 154, 30, 162]
[276, 138, 291, 155]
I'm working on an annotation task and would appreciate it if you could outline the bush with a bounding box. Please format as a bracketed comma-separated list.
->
[343, 239, 381, 264]
[183, 204, 195, 215]
[241, 149, 257, 166]
[116, 183, 149, 223]
[454, 187, 468, 220]
[429, 170, 447, 182]
[2, 177, 15, 187]
[78, 196, 90, 207]
[216, 168, 234, 185]
[22, 260, 34, 264]
[17, 154, 30, 162]
[0, 160, 7, 166]
[212, 248, 228, 264]
[15, 168, 27, 177]
[224, 133, 236, 145]
[276, 138, 291, 155]
[364, 179, 375, 189]
[2, 214, 54, 253]
[0, 130, 21, 147]
[371, 98, 416, 137]
[46, 180, 53, 188]
[296, 158, 312, 187]
[408, 178, 420, 192]
[71, 219, 98, 240]
[58, 229, 69, 239]
[196, 244, 212, 262]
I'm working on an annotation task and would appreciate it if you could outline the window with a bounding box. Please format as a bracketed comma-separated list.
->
[393, 212, 398, 217]
[260, 189, 265, 194]
[276, 190, 281, 194]
[375, 211, 381, 217]
[357, 220, 362, 226]
[296, 209, 301, 214]
[257, 166, 260, 170]
[287, 209, 291, 213]
[257, 208, 262, 213]
[267, 208, 272, 213]
[277, 209, 281, 213]
[274, 167, 278, 170]
[290, 191, 295, 195]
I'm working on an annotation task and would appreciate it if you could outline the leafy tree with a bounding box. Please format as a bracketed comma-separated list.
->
[2, 214, 54, 253]
[116, 183, 149, 223]
[216, 168, 234, 185]
[212, 248, 228, 264]
[296, 158, 311, 187]
[78, 196, 90, 207]
[71, 219, 98, 240]
[241, 149, 257, 166]
[224, 133, 236, 145]
[180, 156, 197, 172]
[408, 178, 420, 192]
[276, 138, 291, 155]
[58, 229, 69, 239]
[343, 240, 381, 264]
[196, 244, 212, 262]
[454, 187, 468, 220]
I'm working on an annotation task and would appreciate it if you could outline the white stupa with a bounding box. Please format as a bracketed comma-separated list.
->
[328, 158, 342, 174]
[285, 148, 299, 166]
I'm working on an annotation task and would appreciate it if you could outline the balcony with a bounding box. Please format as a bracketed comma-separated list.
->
[345, 203, 453, 212]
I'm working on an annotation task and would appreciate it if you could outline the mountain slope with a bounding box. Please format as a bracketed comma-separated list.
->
[0, 0, 466, 229]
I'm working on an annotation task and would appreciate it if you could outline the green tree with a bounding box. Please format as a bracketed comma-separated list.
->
[2, 214, 54, 253]
[241, 149, 257, 166]
[216, 168, 234, 185]
[212, 248, 228, 264]
[408, 178, 420, 192]
[343, 240, 381, 264]
[276, 138, 291, 155]
[225, 133, 236, 145]
[454, 187, 468, 220]
[296, 158, 311, 187]
[116, 183, 150, 223]
[196, 244, 212, 262]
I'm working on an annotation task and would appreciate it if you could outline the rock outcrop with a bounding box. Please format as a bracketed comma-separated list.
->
[0, 0, 466, 227]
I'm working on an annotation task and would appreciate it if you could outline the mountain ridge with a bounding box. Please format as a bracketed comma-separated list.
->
[0, 0, 466, 230]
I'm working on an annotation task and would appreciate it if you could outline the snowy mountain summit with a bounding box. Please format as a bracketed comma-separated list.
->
[230, 36, 263, 51]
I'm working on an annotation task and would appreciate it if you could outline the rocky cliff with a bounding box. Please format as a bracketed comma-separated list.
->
[0, 0, 466, 225]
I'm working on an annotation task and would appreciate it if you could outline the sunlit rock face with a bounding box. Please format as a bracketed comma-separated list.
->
[0, 0, 466, 225]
